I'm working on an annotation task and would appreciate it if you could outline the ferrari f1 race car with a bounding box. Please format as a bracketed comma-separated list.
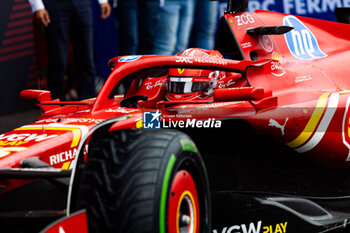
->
[2, 0, 350, 232]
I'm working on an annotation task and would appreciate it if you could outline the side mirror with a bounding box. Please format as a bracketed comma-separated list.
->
[20, 90, 51, 104]
[214, 87, 264, 102]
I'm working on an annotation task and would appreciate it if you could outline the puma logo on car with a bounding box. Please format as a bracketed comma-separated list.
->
[269, 117, 289, 135]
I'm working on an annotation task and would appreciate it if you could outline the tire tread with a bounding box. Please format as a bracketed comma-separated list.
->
[77, 129, 182, 233]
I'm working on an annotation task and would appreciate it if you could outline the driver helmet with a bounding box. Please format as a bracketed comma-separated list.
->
[167, 48, 225, 101]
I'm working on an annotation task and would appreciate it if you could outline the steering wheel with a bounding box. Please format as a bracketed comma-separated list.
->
[120, 95, 148, 108]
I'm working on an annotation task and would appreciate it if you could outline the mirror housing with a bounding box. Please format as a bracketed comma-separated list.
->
[20, 90, 51, 104]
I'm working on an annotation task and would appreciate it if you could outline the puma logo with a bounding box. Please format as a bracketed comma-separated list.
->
[269, 117, 289, 135]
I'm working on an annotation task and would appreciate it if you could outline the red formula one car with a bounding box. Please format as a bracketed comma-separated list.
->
[2, 0, 350, 232]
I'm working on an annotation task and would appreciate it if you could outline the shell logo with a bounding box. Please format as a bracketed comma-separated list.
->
[272, 52, 281, 61]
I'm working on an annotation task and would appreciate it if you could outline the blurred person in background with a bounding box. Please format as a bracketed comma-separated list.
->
[28, 0, 111, 100]
[113, 0, 139, 55]
[190, 0, 219, 50]
[148, 0, 195, 55]
[112, 0, 154, 55]
[112, 0, 218, 56]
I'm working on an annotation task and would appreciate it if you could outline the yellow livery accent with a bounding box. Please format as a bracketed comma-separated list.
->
[287, 93, 330, 148]
[14, 126, 82, 148]
[136, 120, 143, 128]
[70, 128, 82, 147]
[178, 68, 185, 74]
[348, 118, 350, 139]
[82, 97, 96, 101]
[61, 161, 71, 170]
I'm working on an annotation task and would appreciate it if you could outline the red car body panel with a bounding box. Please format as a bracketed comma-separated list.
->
[40, 210, 88, 233]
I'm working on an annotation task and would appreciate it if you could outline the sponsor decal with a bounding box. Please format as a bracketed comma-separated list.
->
[175, 56, 228, 66]
[175, 56, 193, 63]
[281, 0, 348, 15]
[262, 222, 288, 233]
[0, 133, 58, 142]
[213, 222, 261, 233]
[63, 118, 103, 124]
[213, 221, 287, 233]
[287, 93, 339, 153]
[268, 117, 289, 135]
[105, 108, 139, 114]
[259, 35, 274, 53]
[0, 140, 28, 146]
[295, 75, 312, 83]
[118, 55, 141, 62]
[241, 42, 252, 49]
[37, 118, 103, 124]
[271, 53, 286, 77]
[170, 77, 192, 82]
[50, 148, 78, 165]
[0, 132, 65, 158]
[193, 78, 210, 82]
[145, 80, 164, 90]
[218, 79, 236, 89]
[246, 0, 345, 19]
[235, 14, 255, 26]
[194, 57, 228, 66]
[283, 16, 327, 60]
[143, 110, 161, 129]
[197, 102, 234, 110]
[220, 0, 346, 22]
[50, 146, 88, 168]
[249, 0, 276, 12]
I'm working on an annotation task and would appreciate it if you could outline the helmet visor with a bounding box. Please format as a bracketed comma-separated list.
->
[167, 77, 210, 94]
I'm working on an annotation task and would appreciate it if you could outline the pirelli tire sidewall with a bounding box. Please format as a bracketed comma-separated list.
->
[157, 131, 211, 233]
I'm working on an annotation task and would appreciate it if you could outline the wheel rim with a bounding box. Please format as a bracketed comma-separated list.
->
[168, 170, 200, 233]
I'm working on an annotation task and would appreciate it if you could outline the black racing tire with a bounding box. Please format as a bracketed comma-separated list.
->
[73, 129, 210, 233]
